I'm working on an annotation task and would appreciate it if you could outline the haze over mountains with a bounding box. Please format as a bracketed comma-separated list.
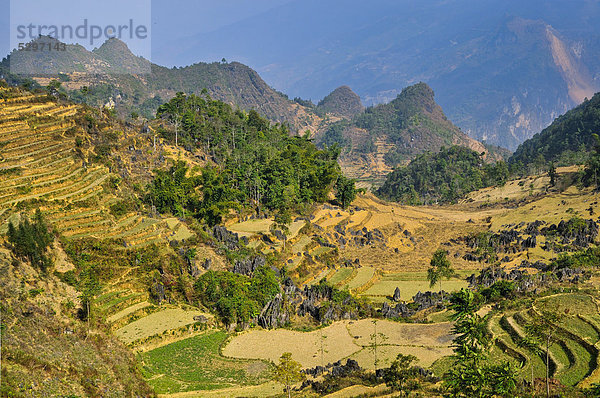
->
[161, 0, 600, 150]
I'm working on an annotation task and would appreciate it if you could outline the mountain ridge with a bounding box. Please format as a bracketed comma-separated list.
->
[169, 1, 600, 150]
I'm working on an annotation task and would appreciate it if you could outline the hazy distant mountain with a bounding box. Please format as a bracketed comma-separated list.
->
[166, 0, 600, 150]
[0, 37, 318, 131]
[510, 92, 600, 169]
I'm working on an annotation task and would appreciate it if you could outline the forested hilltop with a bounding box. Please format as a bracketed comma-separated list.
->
[376, 146, 509, 205]
[0, 36, 318, 131]
[150, 92, 344, 224]
[320, 83, 485, 165]
[510, 92, 600, 171]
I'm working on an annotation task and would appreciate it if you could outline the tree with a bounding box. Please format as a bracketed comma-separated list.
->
[273, 352, 305, 398]
[524, 310, 565, 398]
[272, 209, 291, 250]
[444, 289, 518, 398]
[334, 175, 357, 209]
[78, 264, 101, 335]
[368, 319, 388, 368]
[6, 210, 53, 272]
[427, 249, 455, 301]
[583, 133, 600, 189]
[548, 163, 557, 187]
[46, 80, 61, 95]
[383, 353, 419, 395]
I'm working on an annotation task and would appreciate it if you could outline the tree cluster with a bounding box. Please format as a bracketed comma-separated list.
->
[377, 146, 509, 204]
[194, 267, 279, 326]
[510, 93, 600, 171]
[151, 93, 344, 222]
[6, 210, 53, 271]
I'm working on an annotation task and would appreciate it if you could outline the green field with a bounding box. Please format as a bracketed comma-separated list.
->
[537, 293, 599, 316]
[362, 274, 469, 302]
[347, 267, 376, 290]
[140, 331, 271, 394]
[328, 267, 355, 286]
[485, 293, 600, 388]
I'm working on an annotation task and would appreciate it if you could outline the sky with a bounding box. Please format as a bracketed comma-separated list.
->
[0, 0, 293, 62]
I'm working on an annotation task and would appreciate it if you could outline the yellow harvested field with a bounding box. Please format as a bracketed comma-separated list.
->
[228, 219, 273, 235]
[223, 319, 454, 370]
[349, 344, 453, 369]
[362, 279, 469, 301]
[107, 301, 152, 323]
[346, 319, 453, 347]
[490, 186, 600, 230]
[223, 321, 358, 367]
[158, 382, 283, 398]
[323, 384, 388, 398]
[116, 307, 212, 344]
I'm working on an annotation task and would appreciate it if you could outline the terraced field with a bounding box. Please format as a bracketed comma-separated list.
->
[487, 293, 600, 387]
[0, 87, 168, 247]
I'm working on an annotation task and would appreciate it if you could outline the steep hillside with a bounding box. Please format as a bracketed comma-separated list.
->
[1, 37, 320, 132]
[317, 85, 364, 118]
[320, 83, 488, 187]
[171, 0, 600, 150]
[0, 246, 155, 396]
[0, 84, 180, 247]
[510, 91, 600, 168]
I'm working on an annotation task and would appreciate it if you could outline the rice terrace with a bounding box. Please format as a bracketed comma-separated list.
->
[2, 2, 600, 397]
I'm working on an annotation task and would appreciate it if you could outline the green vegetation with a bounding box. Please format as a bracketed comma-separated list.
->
[6, 210, 53, 271]
[318, 122, 350, 149]
[194, 267, 279, 326]
[427, 249, 455, 300]
[583, 133, 600, 189]
[141, 331, 270, 394]
[151, 93, 344, 221]
[550, 246, 600, 270]
[334, 175, 358, 209]
[377, 146, 509, 204]
[443, 289, 519, 397]
[382, 353, 420, 394]
[272, 352, 305, 398]
[523, 310, 565, 398]
[510, 93, 600, 170]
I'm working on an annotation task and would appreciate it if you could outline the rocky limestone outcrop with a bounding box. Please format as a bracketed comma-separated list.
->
[233, 256, 266, 276]
[392, 287, 401, 302]
[211, 225, 248, 250]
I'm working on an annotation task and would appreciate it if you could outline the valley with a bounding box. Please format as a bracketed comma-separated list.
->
[2, 79, 600, 397]
[1, 7, 600, 392]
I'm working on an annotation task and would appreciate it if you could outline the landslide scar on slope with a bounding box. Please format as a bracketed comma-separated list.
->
[546, 26, 597, 104]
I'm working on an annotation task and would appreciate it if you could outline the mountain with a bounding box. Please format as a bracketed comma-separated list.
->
[168, 0, 600, 150]
[0, 37, 320, 132]
[6, 36, 150, 75]
[509, 91, 600, 169]
[319, 82, 489, 187]
[317, 85, 364, 119]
